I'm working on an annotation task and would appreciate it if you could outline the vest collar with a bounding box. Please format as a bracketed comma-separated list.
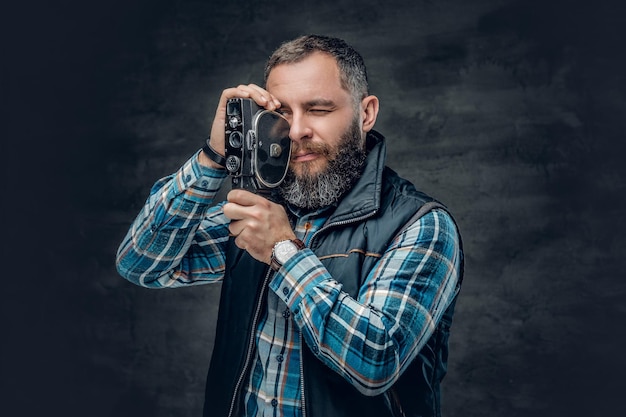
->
[324, 130, 386, 225]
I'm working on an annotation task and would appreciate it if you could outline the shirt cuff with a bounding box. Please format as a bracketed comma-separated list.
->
[169, 150, 227, 203]
[269, 249, 338, 310]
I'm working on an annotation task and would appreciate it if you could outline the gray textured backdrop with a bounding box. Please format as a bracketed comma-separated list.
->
[5, 0, 626, 416]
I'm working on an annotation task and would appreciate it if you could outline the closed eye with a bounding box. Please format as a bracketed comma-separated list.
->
[309, 108, 333, 114]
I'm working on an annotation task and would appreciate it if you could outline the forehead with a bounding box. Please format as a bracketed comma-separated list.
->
[266, 52, 350, 104]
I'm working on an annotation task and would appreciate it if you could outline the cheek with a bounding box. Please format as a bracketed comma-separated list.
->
[324, 114, 358, 142]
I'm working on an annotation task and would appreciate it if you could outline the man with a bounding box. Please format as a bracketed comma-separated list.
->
[116, 34, 463, 417]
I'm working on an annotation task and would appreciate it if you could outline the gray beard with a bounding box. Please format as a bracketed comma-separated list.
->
[279, 122, 367, 210]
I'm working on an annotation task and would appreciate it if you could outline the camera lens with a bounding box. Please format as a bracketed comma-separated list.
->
[229, 131, 243, 148]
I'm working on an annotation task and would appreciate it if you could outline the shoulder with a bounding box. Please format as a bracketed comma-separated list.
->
[379, 169, 461, 251]
[381, 166, 435, 203]
[379, 167, 443, 226]
[409, 208, 460, 244]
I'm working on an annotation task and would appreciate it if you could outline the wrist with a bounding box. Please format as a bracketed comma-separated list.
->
[270, 238, 305, 271]
[201, 138, 226, 169]
[198, 150, 225, 170]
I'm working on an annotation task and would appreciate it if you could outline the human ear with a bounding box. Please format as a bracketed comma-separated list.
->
[360, 95, 379, 132]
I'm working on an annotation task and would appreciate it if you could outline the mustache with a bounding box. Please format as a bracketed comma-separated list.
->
[290, 141, 332, 158]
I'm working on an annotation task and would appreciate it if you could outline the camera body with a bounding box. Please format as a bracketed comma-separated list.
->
[224, 98, 291, 194]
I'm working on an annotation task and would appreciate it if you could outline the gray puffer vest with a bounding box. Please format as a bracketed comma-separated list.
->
[204, 131, 464, 417]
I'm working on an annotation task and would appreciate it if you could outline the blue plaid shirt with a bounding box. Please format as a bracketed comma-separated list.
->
[117, 151, 462, 417]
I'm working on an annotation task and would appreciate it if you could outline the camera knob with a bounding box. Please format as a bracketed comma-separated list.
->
[269, 143, 283, 158]
[228, 116, 240, 129]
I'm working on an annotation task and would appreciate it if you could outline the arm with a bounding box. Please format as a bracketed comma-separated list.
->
[269, 209, 462, 395]
[115, 151, 231, 288]
[116, 83, 283, 288]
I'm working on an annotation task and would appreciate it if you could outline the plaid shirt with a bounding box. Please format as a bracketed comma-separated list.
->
[116, 151, 462, 417]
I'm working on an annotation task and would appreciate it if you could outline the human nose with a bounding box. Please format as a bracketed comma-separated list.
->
[288, 112, 312, 143]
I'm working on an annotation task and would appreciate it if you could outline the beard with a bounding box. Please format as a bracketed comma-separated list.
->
[279, 119, 367, 210]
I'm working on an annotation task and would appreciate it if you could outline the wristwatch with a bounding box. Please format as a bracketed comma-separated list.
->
[270, 239, 305, 271]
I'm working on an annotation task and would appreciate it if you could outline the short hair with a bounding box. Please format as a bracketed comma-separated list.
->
[264, 35, 369, 105]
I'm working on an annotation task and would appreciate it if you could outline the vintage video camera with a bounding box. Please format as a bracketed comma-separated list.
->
[224, 98, 292, 194]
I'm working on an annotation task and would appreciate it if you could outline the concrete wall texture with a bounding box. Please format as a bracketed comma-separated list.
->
[5, 0, 626, 416]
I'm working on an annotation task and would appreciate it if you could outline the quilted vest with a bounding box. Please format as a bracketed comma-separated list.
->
[204, 131, 463, 417]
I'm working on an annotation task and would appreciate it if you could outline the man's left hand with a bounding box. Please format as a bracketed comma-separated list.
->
[223, 189, 296, 265]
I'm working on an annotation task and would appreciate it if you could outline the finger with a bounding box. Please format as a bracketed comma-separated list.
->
[217, 85, 280, 113]
[215, 85, 259, 117]
[227, 189, 268, 207]
[228, 219, 245, 237]
[233, 234, 247, 251]
[210, 87, 249, 151]
[237, 84, 281, 110]
[211, 85, 280, 150]
[222, 202, 247, 221]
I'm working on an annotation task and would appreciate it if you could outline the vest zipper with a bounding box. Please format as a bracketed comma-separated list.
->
[298, 208, 378, 417]
[299, 333, 307, 417]
[310, 209, 378, 246]
[226, 268, 272, 417]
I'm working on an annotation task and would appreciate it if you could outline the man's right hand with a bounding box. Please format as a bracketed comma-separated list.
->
[198, 84, 282, 169]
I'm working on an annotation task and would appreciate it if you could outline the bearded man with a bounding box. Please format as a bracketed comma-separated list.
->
[116, 34, 464, 417]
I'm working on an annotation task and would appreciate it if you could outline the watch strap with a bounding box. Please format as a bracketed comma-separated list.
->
[202, 138, 226, 167]
[270, 238, 305, 271]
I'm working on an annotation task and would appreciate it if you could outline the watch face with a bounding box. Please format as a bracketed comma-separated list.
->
[275, 240, 298, 264]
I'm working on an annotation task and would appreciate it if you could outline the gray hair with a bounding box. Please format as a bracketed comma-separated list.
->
[264, 35, 369, 106]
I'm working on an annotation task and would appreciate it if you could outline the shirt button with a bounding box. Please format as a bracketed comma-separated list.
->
[282, 287, 289, 296]
[276, 354, 283, 363]
[282, 309, 290, 319]
[201, 180, 208, 187]
[271, 398, 278, 407]
[185, 175, 192, 182]
[312, 346, 319, 354]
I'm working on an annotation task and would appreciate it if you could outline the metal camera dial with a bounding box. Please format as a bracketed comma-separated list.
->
[228, 116, 240, 129]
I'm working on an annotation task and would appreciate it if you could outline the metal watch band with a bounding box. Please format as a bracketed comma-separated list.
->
[202, 138, 226, 167]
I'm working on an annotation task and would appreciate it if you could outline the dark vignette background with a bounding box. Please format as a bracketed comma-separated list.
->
[4, 0, 626, 416]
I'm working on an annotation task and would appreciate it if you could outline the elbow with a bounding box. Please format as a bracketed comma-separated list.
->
[115, 245, 153, 287]
[354, 374, 400, 397]
[115, 255, 142, 286]
[359, 386, 389, 397]
[115, 237, 137, 281]
[345, 357, 402, 397]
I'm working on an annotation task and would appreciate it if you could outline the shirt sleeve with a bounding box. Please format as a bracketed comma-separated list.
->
[269, 208, 462, 396]
[116, 150, 231, 288]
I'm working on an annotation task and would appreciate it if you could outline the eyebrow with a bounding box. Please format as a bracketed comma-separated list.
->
[305, 98, 336, 108]
[278, 98, 338, 112]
